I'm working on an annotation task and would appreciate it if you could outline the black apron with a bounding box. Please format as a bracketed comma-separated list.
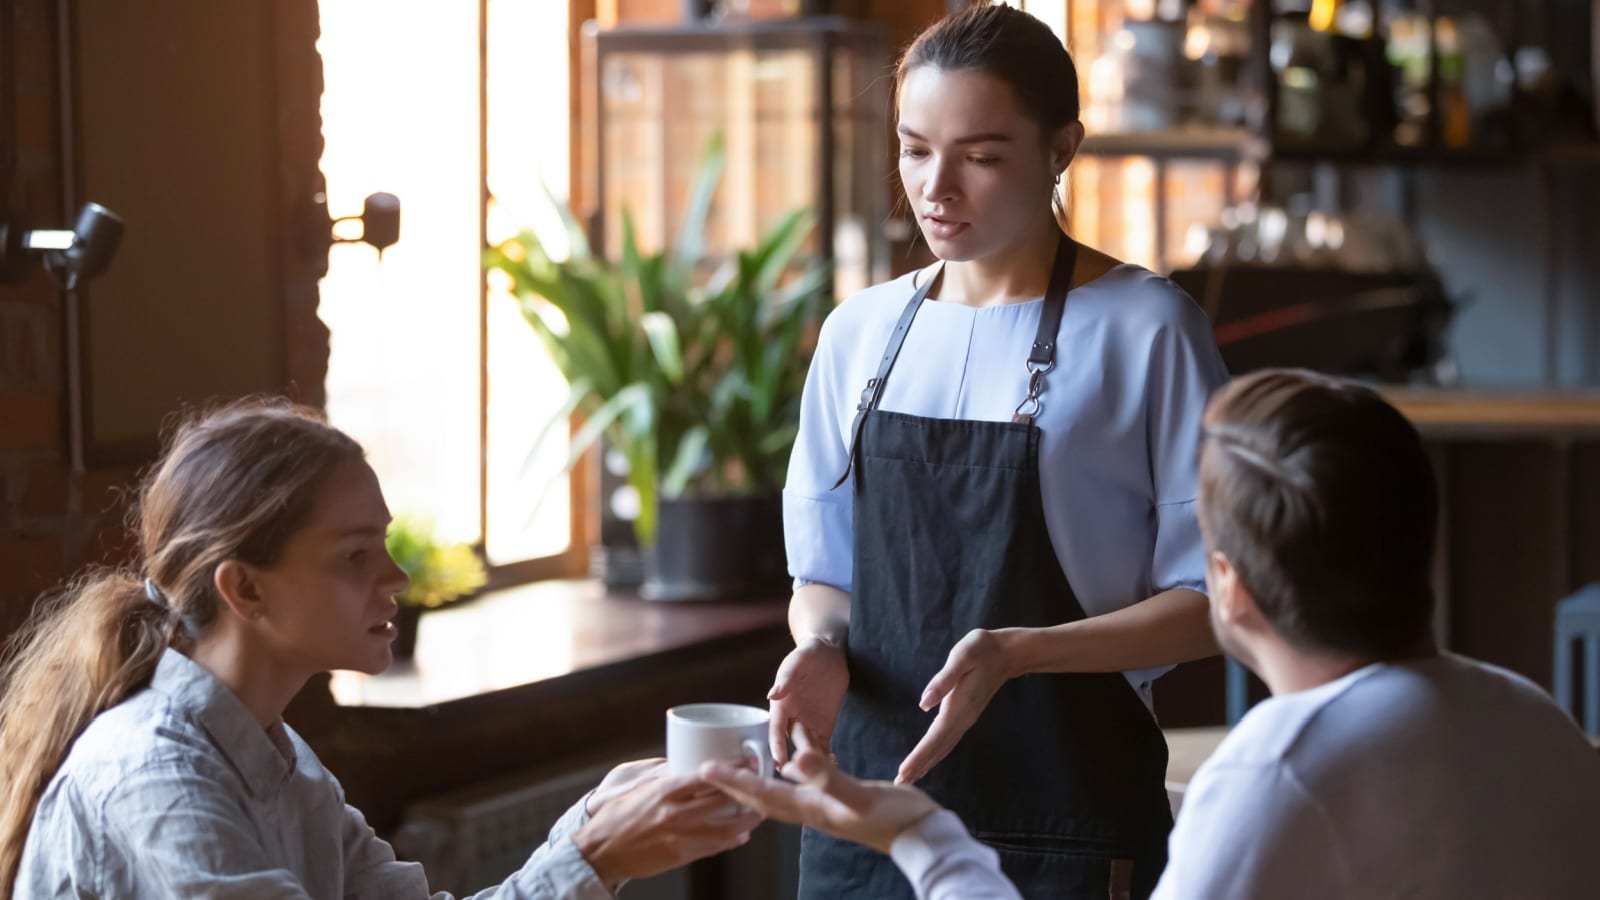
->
[798, 237, 1173, 900]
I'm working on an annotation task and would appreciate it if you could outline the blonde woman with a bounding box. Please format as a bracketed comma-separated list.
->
[0, 401, 757, 898]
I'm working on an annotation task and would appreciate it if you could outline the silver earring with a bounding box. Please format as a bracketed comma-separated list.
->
[1054, 173, 1062, 186]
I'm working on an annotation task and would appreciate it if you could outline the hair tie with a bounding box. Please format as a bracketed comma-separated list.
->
[144, 577, 173, 612]
[144, 576, 200, 639]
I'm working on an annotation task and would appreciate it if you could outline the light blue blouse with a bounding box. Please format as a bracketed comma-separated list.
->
[783, 264, 1229, 692]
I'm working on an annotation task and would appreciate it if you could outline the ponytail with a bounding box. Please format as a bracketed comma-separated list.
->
[0, 396, 363, 896]
[0, 568, 181, 894]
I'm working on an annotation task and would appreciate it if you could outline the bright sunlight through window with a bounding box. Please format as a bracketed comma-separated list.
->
[318, 1, 574, 566]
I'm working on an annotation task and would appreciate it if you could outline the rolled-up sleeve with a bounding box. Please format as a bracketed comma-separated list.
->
[1145, 296, 1229, 596]
[454, 834, 612, 900]
[784, 314, 855, 593]
[342, 792, 612, 900]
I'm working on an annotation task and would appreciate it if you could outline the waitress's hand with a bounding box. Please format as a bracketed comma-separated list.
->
[897, 628, 1015, 785]
[768, 635, 849, 767]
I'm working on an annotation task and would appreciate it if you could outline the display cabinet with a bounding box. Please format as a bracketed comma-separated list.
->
[581, 16, 892, 298]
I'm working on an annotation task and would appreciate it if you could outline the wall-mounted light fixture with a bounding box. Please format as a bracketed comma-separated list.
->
[0, 202, 126, 291]
[305, 191, 401, 262]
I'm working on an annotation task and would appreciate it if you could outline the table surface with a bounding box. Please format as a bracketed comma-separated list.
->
[1383, 388, 1600, 436]
[1164, 726, 1228, 814]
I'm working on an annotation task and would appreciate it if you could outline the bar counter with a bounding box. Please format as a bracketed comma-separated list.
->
[1385, 387, 1600, 438]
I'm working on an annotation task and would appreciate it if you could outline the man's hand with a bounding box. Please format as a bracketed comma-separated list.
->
[701, 728, 939, 854]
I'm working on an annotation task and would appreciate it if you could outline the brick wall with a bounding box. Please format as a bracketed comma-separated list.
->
[2, 0, 97, 639]
[0, 0, 327, 645]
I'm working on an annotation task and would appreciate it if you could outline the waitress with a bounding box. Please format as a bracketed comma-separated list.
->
[768, 5, 1228, 899]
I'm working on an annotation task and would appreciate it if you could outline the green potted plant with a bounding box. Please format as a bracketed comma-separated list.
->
[483, 134, 831, 600]
[385, 514, 489, 659]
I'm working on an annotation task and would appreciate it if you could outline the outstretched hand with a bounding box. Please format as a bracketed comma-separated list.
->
[701, 727, 939, 854]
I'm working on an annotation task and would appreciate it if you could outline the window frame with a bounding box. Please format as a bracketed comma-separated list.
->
[473, 0, 599, 589]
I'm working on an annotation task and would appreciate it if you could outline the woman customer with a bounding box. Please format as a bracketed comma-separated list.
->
[0, 400, 757, 898]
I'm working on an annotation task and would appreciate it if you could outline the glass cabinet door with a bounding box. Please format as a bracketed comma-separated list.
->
[587, 22, 890, 293]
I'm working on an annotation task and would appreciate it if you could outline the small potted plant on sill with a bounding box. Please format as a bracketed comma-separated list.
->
[484, 134, 831, 601]
[384, 514, 489, 660]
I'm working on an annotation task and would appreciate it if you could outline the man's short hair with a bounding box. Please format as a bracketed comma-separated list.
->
[1199, 369, 1437, 658]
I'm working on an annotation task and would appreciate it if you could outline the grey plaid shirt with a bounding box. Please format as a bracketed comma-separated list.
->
[15, 649, 612, 899]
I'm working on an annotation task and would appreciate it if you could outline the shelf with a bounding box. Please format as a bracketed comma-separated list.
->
[1079, 128, 1261, 161]
[1077, 127, 1600, 170]
[1541, 142, 1600, 167]
[1383, 388, 1600, 439]
[1268, 142, 1521, 169]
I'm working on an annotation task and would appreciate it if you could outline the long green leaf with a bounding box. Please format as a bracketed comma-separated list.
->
[528, 295, 626, 398]
[662, 424, 708, 497]
[750, 209, 814, 294]
[572, 383, 652, 467]
[539, 176, 591, 261]
[520, 382, 653, 529]
[640, 311, 684, 384]
[625, 439, 659, 545]
[669, 132, 726, 281]
[519, 377, 592, 481]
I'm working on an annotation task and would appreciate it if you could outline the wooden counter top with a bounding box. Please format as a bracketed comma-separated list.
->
[328, 579, 790, 709]
[1382, 388, 1600, 438]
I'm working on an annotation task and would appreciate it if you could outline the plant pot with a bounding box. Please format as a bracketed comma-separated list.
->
[641, 493, 789, 602]
[391, 605, 423, 662]
[590, 543, 647, 592]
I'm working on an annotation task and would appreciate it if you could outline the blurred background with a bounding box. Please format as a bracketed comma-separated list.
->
[3, 1, 1598, 896]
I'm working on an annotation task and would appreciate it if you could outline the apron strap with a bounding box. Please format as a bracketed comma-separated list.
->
[830, 264, 940, 490]
[1012, 235, 1078, 425]
[1029, 234, 1076, 367]
[831, 235, 1078, 488]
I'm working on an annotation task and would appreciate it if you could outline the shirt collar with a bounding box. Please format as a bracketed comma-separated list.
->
[150, 649, 298, 799]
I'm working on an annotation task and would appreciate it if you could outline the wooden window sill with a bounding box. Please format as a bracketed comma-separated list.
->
[327, 578, 790, 710]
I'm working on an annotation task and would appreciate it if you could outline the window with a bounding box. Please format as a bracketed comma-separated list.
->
[317, 1, 582, 582]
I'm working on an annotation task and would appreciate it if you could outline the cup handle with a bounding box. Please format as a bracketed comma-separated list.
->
[742, 737, 774, 779]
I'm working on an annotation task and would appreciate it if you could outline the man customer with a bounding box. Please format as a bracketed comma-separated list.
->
[708, 368, 1600, 900]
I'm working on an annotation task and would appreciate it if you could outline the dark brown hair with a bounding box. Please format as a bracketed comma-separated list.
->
[1199, 369, 1437, 659]
[896, 3, 1081, 227]
[0, 398, 363, 894]
[897, 3, 1081, 136]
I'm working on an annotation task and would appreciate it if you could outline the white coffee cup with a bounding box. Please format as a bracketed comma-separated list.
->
[665, 703, 774, 779]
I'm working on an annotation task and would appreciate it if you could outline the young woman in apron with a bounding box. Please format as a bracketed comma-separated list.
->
[769, 6, 1229, 898]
